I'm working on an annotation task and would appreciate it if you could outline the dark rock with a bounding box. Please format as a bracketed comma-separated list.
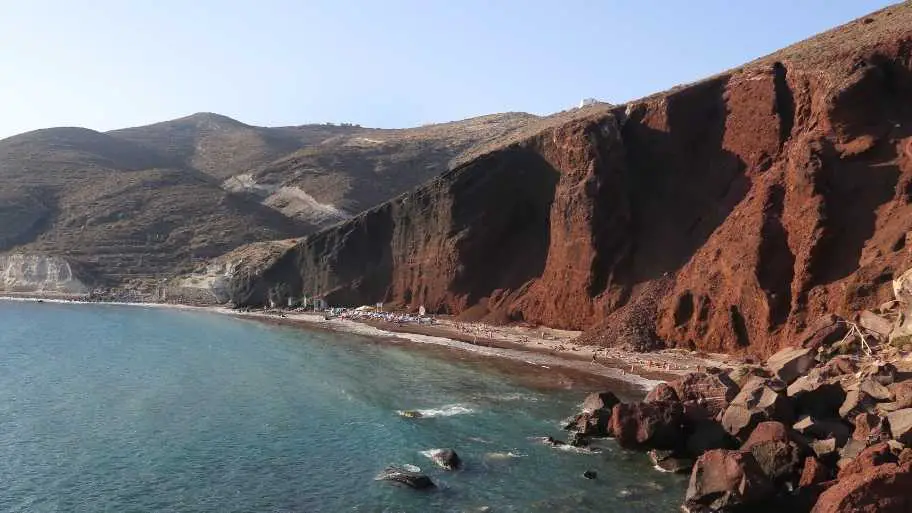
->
[583, 470, 597, 479]
[610, 400, 684, 449]
[429, 449, 461, 470]
[644, 382, 679, 403]
[767, 346, 816, 384]
[564, 409, 612, 437]
[686, 420, 736, 457]
[887, 408, 912, 445]
[793, 416, 852, 446]
[741, 421, 807, 486]
[853, 413, 892, 445]
[799, 314, 849, 351]
[788, 372, 847, 419]
[648, 449, 694, 474]
[376, 467, 435, 489]
[669, 372, 739, 418]
[567, 431, 589, 447]
[581, 391, 621, 413]
[721, 377, 794, 439]
[683, 449, 774, 513]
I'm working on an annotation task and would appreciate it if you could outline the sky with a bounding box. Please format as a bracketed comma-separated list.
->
[0, 0, 897, 138]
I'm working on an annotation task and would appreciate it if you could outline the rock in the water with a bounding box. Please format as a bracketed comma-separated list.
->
[887, 408, 912, 445]
[583, 470, 597, 479]
[644, 382, 679, 403]
[610, 400, 684, 449]
[799, 314, 849, 351]
[582, 391, 621, 413]
[376, 467, 435, 489]
[853, 413, 892, 445]
[669, 371, 739, 417]
[721, 377, 794, 439]
[567, 431, 589, 447]
[767, 346, 816, 384]
[429, 449, 461, 470]
[683, 449, 774, 513]
[564, 409, 612, 437]
[648, 449, 694, 474]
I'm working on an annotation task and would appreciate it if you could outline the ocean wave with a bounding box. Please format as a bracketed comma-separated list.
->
[483, 451, 526, 459]
[397, 404, 474, 418]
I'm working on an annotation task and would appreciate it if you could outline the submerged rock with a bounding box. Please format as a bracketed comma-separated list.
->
[427, 448, 461, 470]
[375, 466, 435, 489]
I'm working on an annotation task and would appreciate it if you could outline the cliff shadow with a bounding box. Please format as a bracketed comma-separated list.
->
[612, 76, 751, 285]
[447, 148, 560, 305]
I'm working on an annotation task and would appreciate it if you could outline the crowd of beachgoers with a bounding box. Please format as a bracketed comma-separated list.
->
[335, 307, 436, 325]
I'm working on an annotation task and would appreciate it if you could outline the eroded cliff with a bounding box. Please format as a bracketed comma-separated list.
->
[231, 4, 912, 357]
[0, 254, 89, 294]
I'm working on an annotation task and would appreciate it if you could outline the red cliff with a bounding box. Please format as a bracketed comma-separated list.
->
[232, 4, 912, 357]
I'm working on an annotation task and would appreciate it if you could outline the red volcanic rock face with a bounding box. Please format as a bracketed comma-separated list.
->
[234, 5, 912, 358]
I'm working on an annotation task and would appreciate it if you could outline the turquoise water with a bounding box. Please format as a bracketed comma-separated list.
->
[0, 301, 686, 512]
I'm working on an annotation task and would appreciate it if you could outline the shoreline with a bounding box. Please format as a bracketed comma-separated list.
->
[0, 295, 733, 391]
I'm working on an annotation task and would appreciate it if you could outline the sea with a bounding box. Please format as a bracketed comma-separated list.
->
[0, 300, 687, 512]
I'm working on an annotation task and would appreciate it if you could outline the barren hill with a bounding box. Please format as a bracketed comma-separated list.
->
[0, 111, 541, 292]
[229, 2, 912, 358]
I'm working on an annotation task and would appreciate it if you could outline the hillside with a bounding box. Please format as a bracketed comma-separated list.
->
[0, 111, 541, 293]
[229, 2, 912, 358]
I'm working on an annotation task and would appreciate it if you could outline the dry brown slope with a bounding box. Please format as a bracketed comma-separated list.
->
[231, 3, 912, 358]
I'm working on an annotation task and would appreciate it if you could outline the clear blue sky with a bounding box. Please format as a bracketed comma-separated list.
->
[0, 0, 896, 138]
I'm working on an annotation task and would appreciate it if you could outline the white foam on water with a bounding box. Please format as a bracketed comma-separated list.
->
[398, 404, 474, 418]
[419, 448, 444, 460]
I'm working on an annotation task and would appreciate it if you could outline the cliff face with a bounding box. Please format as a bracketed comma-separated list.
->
[0, 254, 89, 294]
[232, 5, 912, 357]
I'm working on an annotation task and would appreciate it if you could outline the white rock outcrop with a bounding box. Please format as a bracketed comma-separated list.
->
[0, 253, 88, 294]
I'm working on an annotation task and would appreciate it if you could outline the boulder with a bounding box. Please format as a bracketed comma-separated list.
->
[788, 371, 847, 419]
[767, 346, 817, 384]
[683, 449, 774, 513]
[887, 408, 912, 445]
[648, 449, 694, 474]
[644, 382, 679, 403]
[799, 456, 832, 487]
[811, 461, 912, 512]
[686, 420, 736, 457]
[892, 267, 912, 304]
[866, 362, 898, 387]
[567, 431, 589, 447]
[375, 467, 435, 489]
[793, 416, 852, 446]
[856, 378, 894, 402]
[880, 381, 912, 412]
[610, 400, 684, 449]
[889, 310, 912, 349]
[840, 439, 869, 461]
[741, 421, 807, 486]
[809, 438, 839, 462]
[837, 442, 899, 479]
[428, 449, 461, 470]
[839, 390, 877, 420]
[670, 371, 739, 418]
[853, 413, 892, 445]
[581, 391, 621, 413]
[721, 378, 794, 439]
[859, 310, 893, 339]
[564, 409, 612, 437]
[799, 314, 849, 351]
[727, 365, 771, 388]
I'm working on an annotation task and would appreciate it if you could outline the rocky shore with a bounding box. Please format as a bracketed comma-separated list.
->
[559, 271, 912, 512]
